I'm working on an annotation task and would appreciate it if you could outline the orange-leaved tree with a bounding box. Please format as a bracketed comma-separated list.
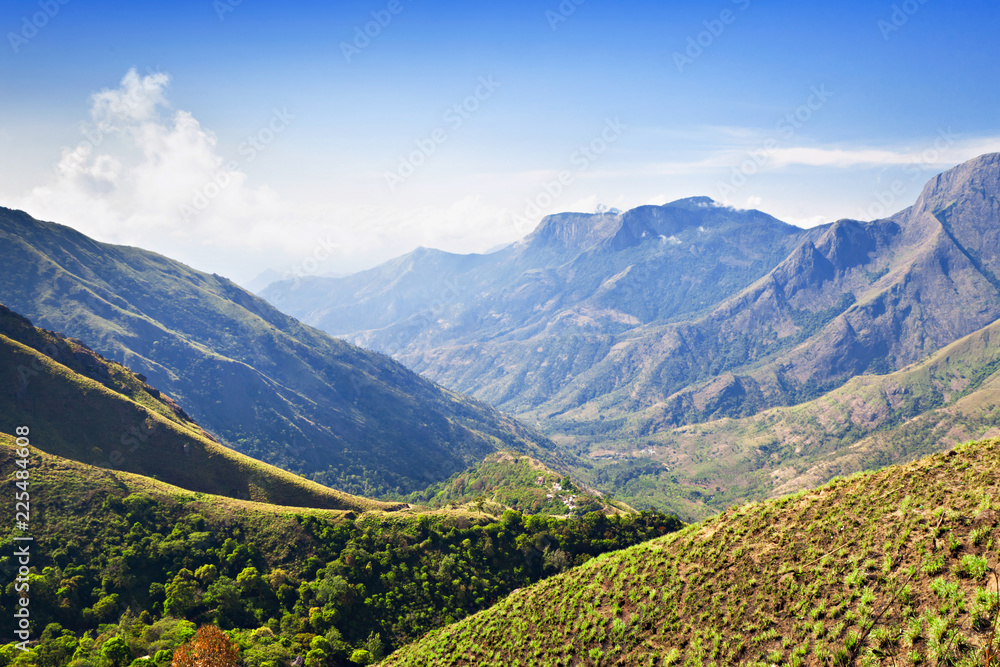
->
[171, 624, 240, 667]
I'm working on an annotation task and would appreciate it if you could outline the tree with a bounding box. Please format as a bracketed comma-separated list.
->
[165, 570, 199, 617]
[170, 625, 239, 667]
[364, 633, 384, 662]
[101, 637, 131, 667]
[348, 649, 373, 665]
[305, 648, 328, 667]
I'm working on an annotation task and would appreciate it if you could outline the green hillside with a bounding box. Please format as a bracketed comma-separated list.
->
[384, 436, 1000, 666]
[402, 452, 634, 517]
[0, 439, 680, 666]
[0, 208, 558, 497]
[568, 309, 1000, 519]
[0, 304, 398, 512]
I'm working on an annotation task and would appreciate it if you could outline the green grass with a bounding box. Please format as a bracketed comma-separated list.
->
[383, 436, 1000, 666]
[0, 319, 397, 512]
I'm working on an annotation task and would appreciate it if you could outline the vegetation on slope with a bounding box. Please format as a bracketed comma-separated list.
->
[384, 436, 1000, 666]
[0, 440, 680, 666]
[572, 310, 1000, 520]
[401, 452, 633, 517]
[0, 306, 395, 512]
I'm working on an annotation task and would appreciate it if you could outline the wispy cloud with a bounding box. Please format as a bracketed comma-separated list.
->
[766, 139, 1000, 168]
[636, 131, 1000, 176]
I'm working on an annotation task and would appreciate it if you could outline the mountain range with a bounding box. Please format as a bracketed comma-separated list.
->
[3, 152, 1000, 665]
[0, 208, 559, 497]
[263, 153, 1000, 518]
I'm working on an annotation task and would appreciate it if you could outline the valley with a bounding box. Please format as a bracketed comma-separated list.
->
[3, 154, 1000, 665]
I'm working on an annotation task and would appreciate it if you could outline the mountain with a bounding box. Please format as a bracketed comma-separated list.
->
[262, 197, 818, 413]
[262, 154, 1000, 516]
[594, 310, 1000, 518]
[0, 208, 558, 496]
[0, 303, 397, 512]
[384, 435, 1000, 666]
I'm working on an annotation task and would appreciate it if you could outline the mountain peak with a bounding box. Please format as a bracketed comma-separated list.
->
[524, 210, 622, 251]
[664, 196, 720, 210]
[910, 152, 1000, 219]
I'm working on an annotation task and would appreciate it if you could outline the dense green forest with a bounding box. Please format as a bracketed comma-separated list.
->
[0, 442, 680, 666]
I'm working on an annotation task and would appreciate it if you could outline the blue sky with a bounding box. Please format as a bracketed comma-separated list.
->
[1, 0, 998, 285]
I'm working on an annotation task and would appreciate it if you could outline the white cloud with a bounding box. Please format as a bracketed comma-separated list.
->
[90, 68, 170, 127]
[10, 69, 544, 283]
[12, 69, 319, 281]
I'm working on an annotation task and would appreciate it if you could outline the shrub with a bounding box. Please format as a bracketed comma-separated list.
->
[349, 649, 373, 665]
[171, 625, 240, 667]
[958, 554, 989, 581]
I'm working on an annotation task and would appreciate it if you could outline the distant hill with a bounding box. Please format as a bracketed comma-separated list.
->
[262, 197, 818, 416]
[384, 435, 1000, 666]
[595, 311, 1000, 518]
[402, 451, 634, 517]
[0, 304, 397, 512]
[0, 209, 558, 496]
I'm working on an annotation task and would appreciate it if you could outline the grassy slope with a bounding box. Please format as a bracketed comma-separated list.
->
[384, 437, 1000, 667]
[0, 315, 399, 512]
[0, 432, 363, 523]
[1, 300, 609, 520]
[573, 312, 1000, 520]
